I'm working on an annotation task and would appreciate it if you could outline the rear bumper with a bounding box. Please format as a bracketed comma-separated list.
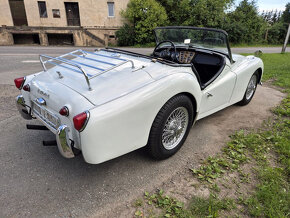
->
[16, 95, 75, 159]
[16, 95, 32, 120]
[55, 125, 75, 158]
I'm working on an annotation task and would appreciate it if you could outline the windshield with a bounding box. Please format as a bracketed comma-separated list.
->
[154, 27, 231, 58]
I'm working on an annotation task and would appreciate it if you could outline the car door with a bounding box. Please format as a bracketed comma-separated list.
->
[198, 58, 236, 118]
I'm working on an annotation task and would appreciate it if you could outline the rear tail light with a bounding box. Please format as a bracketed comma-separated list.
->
[23, 84, 30, 92]
[59, 106, 69, 117]
[14, 77, 26, 90]
[73, 111, 90, 132]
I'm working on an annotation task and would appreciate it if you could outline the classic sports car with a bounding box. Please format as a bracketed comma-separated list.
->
[15, 26, 263, 164]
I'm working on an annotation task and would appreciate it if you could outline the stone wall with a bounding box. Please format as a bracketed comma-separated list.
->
[0, 0, 129, 46]
[0, 0, 129, 27]
[0, 26, 119, 46]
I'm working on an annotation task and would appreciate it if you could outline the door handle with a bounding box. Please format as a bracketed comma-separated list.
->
[207, 92, 213, 97]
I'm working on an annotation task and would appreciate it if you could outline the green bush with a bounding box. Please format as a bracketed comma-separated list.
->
[223, 0, 267, 44]
[120, 0, 168, 45]
[117, 0, 289, 46]
[267, 22, 289, 44]
[115, 23, 135, 46]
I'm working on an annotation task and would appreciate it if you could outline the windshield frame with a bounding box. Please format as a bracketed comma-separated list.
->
[154, 26, 233, 63]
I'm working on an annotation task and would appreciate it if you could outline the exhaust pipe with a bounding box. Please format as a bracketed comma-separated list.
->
[42, 140, 57, 146]
[26, 124, 48, 130]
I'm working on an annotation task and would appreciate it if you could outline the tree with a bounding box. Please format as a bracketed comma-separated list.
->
[223, 0, 267, 44]
[281, 3, 290, 23]
[188, 0, 234, 27]
[272, 10, 278, 24]
[157, 0, 233, 27]
[155, 0, 191, 25]
[121, 0, 168, 44]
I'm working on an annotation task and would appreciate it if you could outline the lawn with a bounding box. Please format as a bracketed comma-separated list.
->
[133, 53, 290, 217]
[260, 53, 290, 91]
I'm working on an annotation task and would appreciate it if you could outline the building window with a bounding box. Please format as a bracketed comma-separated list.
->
[107, 2, 114, 17]
[38, 1, 47, 18]
[52, 9, 60, 18]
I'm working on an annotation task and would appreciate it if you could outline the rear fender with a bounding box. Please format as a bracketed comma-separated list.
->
[80, 72, 202, 164]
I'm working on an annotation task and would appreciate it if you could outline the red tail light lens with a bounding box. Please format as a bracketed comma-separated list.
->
[59, 106, 69, 116]
[23, 84, 30, 92]
[14, 77, 26, 90]
[73, 111, 90, 132]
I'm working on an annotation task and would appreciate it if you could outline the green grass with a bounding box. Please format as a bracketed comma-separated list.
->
[241, 53, 290, 91]
[188, 194, 236, 217]
[134, 53, 290, 217]
[260, 53, 290, 91]
[245, 166, 289, 217]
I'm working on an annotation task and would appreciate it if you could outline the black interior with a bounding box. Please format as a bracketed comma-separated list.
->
[153, 46, 225, 89]
[192, 52, 225, 89]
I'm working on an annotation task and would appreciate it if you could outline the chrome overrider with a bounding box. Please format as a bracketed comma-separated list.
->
[16, 95, 32, 120]
[56, 125, 75, 158]
[16, 95, 75, 158]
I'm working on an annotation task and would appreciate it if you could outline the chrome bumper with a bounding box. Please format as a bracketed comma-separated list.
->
[16, 95, 75, 159]
[16, 95, 32, 120]
[56, 125, 75, 158]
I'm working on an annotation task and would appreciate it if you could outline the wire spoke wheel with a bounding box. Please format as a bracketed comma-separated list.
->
[148, 95, 193, 159]
[245, 74, 257, 100]
[162, 107, 189, 150]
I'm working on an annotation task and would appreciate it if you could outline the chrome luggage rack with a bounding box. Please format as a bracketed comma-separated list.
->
[39, 49, 135, 91]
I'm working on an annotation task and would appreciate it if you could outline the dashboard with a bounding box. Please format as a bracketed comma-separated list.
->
[178, 51, 195, 64]
[154, 48, 222, 66]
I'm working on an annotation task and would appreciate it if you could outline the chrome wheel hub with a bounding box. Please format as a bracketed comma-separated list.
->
[162, 107, 189, 150]
[246, 74, 257, 100]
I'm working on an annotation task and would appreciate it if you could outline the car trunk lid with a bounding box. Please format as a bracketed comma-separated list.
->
[33, 51, 155, 106]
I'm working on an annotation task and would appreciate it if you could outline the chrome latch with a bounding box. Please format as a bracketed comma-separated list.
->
[36, 98, 46, 106]
[56, 71, 63, 79]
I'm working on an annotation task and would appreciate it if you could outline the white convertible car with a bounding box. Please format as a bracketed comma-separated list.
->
[15, 26, 263, 164]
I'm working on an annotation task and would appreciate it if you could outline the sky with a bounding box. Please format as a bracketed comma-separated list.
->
[235, 0, 289, 12]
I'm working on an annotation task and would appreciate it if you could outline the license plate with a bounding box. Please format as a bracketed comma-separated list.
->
[33, 103, 59, 129]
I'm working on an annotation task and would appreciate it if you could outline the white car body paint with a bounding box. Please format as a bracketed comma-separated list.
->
[18, 49, 263, 164]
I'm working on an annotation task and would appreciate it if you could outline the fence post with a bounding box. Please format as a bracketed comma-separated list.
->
[281, 23, 290, 53]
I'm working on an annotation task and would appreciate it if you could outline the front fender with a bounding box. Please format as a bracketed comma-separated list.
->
[230, 56, 263, 104]
[80, 72, 202, 164]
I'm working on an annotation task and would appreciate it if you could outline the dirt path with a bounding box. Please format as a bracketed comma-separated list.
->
[1, 84, 283, 218]
[92, 85, 285, 217]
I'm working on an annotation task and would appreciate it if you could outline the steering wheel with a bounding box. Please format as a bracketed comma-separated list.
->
[153, 40, 178, 62]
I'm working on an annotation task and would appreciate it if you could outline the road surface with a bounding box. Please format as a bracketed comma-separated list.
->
[0, 46, 285, 217]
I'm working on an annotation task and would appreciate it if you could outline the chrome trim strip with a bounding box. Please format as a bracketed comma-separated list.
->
[56, 125, 75, 158]
[19, 76, 26, 90]
[79, 110, 90, 132]
[192, 112, 199, 126]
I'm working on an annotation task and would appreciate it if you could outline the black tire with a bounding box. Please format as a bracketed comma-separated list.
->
[237, 71, 259, 106]
[148, 95, 194, 160]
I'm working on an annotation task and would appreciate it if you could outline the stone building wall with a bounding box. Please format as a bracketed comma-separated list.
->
[0, 0, 129, 46]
